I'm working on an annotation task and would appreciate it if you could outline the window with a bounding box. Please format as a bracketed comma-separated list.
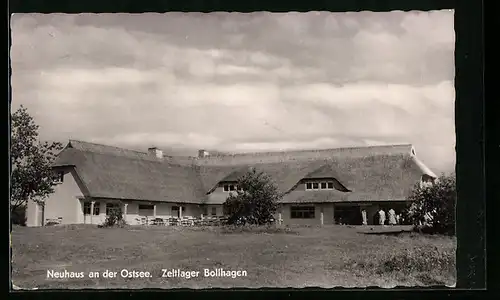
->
[306, 182, 319, 190]
[106, 203, 120, 215]
[211, 207, 217, 216]
[83, 202, 91, 215]
[138, 204, 154, 216]
[83, 202, 100, 215]
[420, 175, 435, 188]
[171, 206, 186, 217]
[290, 206, 315, 219]
[54, 171, 64, 183]
[223, 183, 240, 192]
[139, 204, 154, 210]
[202, 206, 208, 216]
[305, 180, 340, 191]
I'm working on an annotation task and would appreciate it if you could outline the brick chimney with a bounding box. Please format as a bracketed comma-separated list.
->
[148, 147, 163, 159]
[198, 149, 209, 158]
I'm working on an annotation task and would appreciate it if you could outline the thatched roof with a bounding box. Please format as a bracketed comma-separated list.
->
[52, 140, 437, 204]
[53, 142, 205, 203]
[280, 154, 426, 203]
[66, 140, 196, 166]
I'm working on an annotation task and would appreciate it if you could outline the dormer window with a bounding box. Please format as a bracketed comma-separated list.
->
[54, 171, 64, 184]
[306, 181, 328, 190]
[419, 175, 434, 188]
[223, 183, 243, 192]
[306, 180, 329, 191]
[305, 179, 348, 192]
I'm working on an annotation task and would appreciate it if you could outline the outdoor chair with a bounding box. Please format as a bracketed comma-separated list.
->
[147, 217, 156, 226]
[139, 217, 147, 225]
[45, 217, 63, 226]
[157, 218, 166, 226]
[169, 217, 179, 226]
[180, 217, 194, 226]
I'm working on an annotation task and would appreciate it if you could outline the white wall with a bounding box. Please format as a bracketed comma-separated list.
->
[26, 168, 84, 227]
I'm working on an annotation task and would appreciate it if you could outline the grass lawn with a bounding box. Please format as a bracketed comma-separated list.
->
[11, 224, 456, 289]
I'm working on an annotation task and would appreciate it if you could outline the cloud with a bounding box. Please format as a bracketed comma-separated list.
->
[10, 11, 455, 173]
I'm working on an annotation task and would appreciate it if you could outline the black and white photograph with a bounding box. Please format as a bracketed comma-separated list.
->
[10, 11, 456, 289]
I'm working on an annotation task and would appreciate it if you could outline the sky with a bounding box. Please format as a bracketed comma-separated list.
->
[10, 11, 455, 173]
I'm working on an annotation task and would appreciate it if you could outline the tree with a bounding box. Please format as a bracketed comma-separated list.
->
[404, 173, 456, 235]
[223, 168, 281, 225]
[10, 105, 63, 224]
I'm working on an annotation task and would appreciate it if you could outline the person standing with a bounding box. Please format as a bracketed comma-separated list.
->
[361, 208, 367, 225]
[388, 208, 396, 225]
[378, 209, 386, 225]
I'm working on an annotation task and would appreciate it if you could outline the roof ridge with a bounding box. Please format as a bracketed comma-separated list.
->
[69, 139, 149, 155]
[68, 139, 198, 160]
[68, 139, 412, 159]
[66, 145, 194, 168]
[199, 143, 413, 158]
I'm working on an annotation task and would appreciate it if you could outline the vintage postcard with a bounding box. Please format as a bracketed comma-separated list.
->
[10, 11, 456, 289]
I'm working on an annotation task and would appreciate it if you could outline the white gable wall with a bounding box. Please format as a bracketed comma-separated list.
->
[26, 167, 84, 227]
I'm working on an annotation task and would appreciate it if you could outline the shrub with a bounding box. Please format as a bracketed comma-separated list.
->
[404, 173, 456, 235]
[223, 168, 281, 226]
[100, 206, 126, 228]
[11, 205, 26, 226]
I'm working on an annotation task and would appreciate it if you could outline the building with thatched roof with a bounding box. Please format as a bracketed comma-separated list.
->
[25, 140, 437, 227]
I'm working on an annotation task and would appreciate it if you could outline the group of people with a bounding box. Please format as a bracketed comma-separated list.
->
[360, 208, 401, 226]
[377, 208, 399, 226]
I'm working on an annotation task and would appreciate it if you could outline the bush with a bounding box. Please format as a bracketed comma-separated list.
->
[11, 205, 26, 226]
[405, 173, 456, 235]
[100, 206, 127, 228]
[223, 168, 281, 226]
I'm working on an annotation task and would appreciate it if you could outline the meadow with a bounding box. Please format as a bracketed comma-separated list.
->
[11, 224, 456, 289]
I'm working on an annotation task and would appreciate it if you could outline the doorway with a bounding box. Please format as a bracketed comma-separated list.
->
[36, 203, 44, 226]
[372, 211, 380, 225]
[334, 205, 362, 225]
[171, 206, 186, 218]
